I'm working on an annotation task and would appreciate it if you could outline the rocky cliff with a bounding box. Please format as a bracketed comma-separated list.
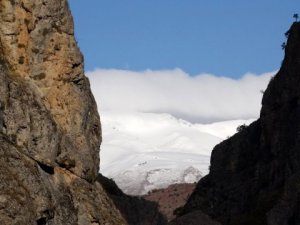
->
[97, 174, 167, 225]
[171, 22, 300, 225]
[0, 0, 127, 224]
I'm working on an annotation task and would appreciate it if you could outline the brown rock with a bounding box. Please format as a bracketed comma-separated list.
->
[0, 0, 100, 180]
[0, 0, 127, 224]
[144, 183, 196, 221]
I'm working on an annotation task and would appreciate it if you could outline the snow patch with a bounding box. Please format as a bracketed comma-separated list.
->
[100, 111, 254, 195]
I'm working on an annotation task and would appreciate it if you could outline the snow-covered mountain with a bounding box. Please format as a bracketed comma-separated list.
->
[100, 110, 254, 195]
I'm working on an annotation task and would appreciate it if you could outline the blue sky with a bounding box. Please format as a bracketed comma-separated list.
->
[69, 1, 298, 79]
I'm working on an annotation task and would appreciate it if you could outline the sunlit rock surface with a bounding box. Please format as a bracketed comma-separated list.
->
[0, 1, 126, 224]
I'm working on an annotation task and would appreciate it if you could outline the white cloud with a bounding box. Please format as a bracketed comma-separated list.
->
[87, 68, 275, 123]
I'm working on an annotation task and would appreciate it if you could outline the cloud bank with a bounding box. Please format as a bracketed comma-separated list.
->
[87, 69, 275, 123]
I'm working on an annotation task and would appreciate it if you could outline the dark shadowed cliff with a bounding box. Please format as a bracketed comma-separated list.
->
[170, 22, 300, 225]
[97, 174, 167, 225]
[0, 0, 127, 224]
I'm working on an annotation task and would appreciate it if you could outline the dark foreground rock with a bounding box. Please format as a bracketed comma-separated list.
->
[171, 22, 300, 225]
[98, 174, 167, 225]
[169, 211, 220, 225]
[0, 0, 126, 224]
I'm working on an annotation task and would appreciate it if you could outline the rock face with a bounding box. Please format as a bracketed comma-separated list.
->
[0, 0, 100, 180]
[0, 0, 126, 224]
[171, 22, 300, 225]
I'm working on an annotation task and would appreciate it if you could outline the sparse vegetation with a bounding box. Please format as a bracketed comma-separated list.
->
[236, 124, 247, 132]
[285, 30, 290, 38]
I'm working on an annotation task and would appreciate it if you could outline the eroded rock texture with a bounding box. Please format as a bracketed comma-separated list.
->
[171, 22, 300, 225]
[0, 0, 100, 180]
[0, 0, 127, 224]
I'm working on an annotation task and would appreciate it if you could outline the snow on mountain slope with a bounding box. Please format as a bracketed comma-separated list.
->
[100, 111, 254, 195]
[195, 119, 256, 139]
